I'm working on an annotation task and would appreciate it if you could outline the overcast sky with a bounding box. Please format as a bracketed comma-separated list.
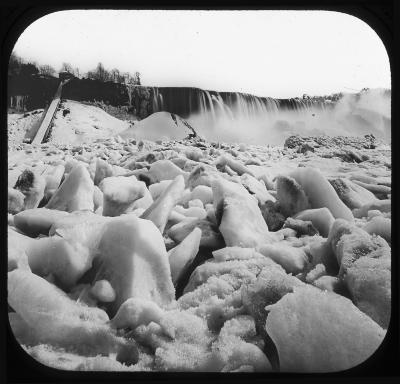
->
[12, 10, 390, 98]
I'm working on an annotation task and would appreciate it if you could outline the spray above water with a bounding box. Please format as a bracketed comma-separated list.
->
[143, 87, 390, 146]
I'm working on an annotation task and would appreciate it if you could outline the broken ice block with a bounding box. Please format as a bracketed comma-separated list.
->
[265, 285, 385, 372]
[96, 215, 175, 315]
[100, 175, 145, 217]
[46, 163, 94, 212]
[290, 167, 354, 221]
[212, 177, 273, 247]
[275, 175, 310, 217]
[168, 227, 201, 284]
[141, 175, 185, 234]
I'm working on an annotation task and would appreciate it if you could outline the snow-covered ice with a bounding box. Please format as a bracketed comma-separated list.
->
[7, 100, 391, 372]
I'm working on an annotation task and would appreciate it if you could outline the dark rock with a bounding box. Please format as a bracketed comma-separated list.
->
[115, 340, 139, 366]
[283, 217, 319, 237]
[260, 200, 286, 231]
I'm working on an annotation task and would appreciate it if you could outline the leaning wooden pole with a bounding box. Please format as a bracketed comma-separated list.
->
[31, 79, 66, 145]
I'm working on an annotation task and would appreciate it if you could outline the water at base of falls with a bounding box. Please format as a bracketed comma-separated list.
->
[126, 86, 390, 146]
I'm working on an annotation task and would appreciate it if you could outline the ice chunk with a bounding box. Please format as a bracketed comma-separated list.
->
[94, 158, 113, 186]
[327, 218, 360, 256]
[305, 263, 326, 283]
[329, 178, 377, 209]
[212, 315, 271, 372]
[187, 164, 220, 189]
[9, 312, 40, 346]
[218, 315, 258, 341]
[154, 310, 214, 370]
[215, 155, 255, 177]
[275, 175, 310, 217]
[93, 185, 103, 211]
[133, 308, 215, 371]
[148, 159, 188, 182]
[190, 185, 213, 205]
[111, 297, 165, 329]
[214, 337, 271, 372]
[131, 183, 153, 211]
[241, 266, 303, 341]
[313, 275, 342, 292]
[168, 218, 223, 249]
[168, 209, 187, 225]
[307, 236, 339, 276]
[8, 169, 22, 188]
[149, 180, 173, 200]
[290, 167, 354, 221]
[100, 176, 145, 216]
[8, 269, 127, 355]
[212, 177, 273, 247]
[8, 229, 31, 272]
[141, 175, 185, 234]
[154, 344, 217, 371]
[46, 163, 94, 212]
[25, 235, 93, 289]
[240, 173, 276, 204]
[8, 188, 25, 214]
[265, 285, 386, 372]
[363, 216, 391, 244]
[345, 255, 391, 328]
[352, 179, 391, 198]
[212, 247, 261, 262]
[42, 164, 65, 202]
[332, 221, 390, 276]
[49, 210, 108, 250]
[282, 217, 319, 236]
[96, 215, 175, 315]
[77, 356, 133, 371]
[188, 199, 204, 209]
[353, 199, 391, 218]
[294, 208, 335, 237]
[64, 158, 79, 174]
[184, 257, 280, 294]
[90, 279, 116, 303]
[256, 243, 309, 274]
[178, 274, 237, 310]
[174, 205, 207, 220]
[14, 208, 69, 237]
[14, 169, 46, 209]
[168, 227, 201, 284]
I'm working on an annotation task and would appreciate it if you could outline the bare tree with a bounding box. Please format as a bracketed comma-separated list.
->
[133, 71, 141, 85]
[60, 62, 74, 73]
[110, 68, 120, 83]
[8, 52, 24, 76]
[39, 64, 56, 76]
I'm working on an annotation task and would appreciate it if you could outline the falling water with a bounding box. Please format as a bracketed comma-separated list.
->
[145, 87, 327, 122]
[125, 85, 389, 145]
[10, 95, 29, 112]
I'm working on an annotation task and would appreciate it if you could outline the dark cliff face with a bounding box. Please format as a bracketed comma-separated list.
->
[8, 75, 59, 111]
[62, 78, 130, 107]
[8, 75, 331, 118]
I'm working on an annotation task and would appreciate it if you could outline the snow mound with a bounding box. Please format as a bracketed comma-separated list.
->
[119, 112, 196, 142]
[49, 100, 130, 145]
[8, 110, 44, 149]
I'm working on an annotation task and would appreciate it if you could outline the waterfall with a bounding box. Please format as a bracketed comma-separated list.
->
[203, 90, 216, 121]
[10, 95, 29, 112]
[127, 85, 331, 121]
[124, 85, 340, 144]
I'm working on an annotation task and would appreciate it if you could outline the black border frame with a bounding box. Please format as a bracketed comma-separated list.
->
[1, 1, 398, 383]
